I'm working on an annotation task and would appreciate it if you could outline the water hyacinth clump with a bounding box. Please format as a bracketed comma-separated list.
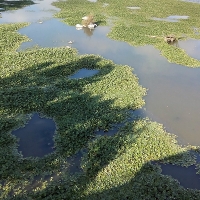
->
[53, 0, 200, 67]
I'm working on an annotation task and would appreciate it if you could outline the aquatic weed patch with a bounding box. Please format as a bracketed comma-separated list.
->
[29, 120, 200, 199]
[0, 23, 146, 198]
[53, 0, 200, 67]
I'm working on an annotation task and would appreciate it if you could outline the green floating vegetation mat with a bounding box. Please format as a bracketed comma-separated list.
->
[1, 6, 200, 199]
[53, 0, 200, 67]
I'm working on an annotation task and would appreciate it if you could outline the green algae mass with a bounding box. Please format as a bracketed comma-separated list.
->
[53, 0, 200, 67]
[1, 10, 200, 200]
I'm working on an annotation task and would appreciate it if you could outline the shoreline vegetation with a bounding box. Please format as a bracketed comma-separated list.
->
[1, 0, 200, 199]
[53, 0, 200, 67]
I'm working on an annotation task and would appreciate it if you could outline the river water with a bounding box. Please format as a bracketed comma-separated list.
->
[1, 0, 200, 190]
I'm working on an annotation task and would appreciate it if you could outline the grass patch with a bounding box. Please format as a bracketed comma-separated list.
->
[53, 0, 200, 67]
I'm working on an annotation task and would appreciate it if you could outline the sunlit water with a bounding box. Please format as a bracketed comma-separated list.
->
[152, 15, 189, 22]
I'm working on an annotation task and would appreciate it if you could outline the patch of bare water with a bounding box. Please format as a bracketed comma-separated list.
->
[12, 113, 56, 157]
[178, 39, 200, 60]
[159, 163, 200, 190]
[182, 0, 200, 3]
[152, 15, 189, 22]
[87, 0, 97, 2]
[69, 68, 99, 79]
[17, 20, 200, 146]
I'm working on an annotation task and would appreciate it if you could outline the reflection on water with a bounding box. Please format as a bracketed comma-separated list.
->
[82, 27, 95, 37]
[179, 39, 200, 60]
[182, 0, 200, 3]
[2, 0, 200, 148]
[69, 68, 99, 79]
[0, 0, 59, 24]
[17, 16, 200, 145]
[12, 113, 56, 157]
[159, 163, 200, 190]
[152, 15, 189, 22]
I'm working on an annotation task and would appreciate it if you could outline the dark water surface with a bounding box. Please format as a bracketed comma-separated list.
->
[12, 113, 56, 157]
[159, 163, 200, 190]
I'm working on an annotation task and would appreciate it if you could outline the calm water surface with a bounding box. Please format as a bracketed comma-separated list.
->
[159, 163, 200, 190]
[12, 113, 56, 157]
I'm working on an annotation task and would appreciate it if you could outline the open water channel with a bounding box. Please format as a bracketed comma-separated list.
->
[1, 0, 200, 190]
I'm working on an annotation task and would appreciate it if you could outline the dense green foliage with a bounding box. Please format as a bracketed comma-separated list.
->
[53, 0, 200, 67]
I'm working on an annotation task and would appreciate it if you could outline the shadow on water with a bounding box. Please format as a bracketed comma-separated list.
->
[158, 163, 200, 190]
[12, 113, 56, 158]
[22, 123, 200, 199]
[95, 109, 148, 137]
[16, 16, 200, 146]
[0, 0, 34, 12]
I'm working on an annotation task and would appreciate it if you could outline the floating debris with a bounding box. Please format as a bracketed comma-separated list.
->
[76, 23, 83, 30]
[164, 35, 177, 43]
[38, 20, 43, 24]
